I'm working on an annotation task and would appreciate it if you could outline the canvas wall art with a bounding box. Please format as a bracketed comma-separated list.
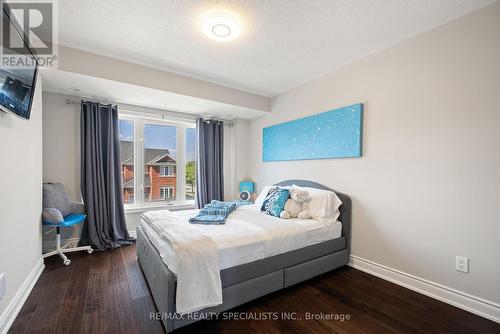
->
[263, 103, 363, 161]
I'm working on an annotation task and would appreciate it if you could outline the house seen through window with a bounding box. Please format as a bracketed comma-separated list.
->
[119, 116, 196, 206]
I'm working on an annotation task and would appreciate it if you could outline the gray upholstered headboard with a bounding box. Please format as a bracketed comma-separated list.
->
[273, 180, 352, 252]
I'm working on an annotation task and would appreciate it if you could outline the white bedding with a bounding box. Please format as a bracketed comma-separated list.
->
[140, 204, 342, 314]
[140, 204, 342, 271]
[141, 210, 222, 314]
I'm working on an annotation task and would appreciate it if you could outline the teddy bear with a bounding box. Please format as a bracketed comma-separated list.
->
[280, 187, 311, 219]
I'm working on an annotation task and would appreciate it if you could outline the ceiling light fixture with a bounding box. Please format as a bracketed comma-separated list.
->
[203, 13, 240, 42]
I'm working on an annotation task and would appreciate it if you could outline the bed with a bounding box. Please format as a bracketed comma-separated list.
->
[136, 180, 351, 332]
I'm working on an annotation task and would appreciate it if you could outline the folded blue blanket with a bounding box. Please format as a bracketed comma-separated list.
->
[189, 200, 251, 225]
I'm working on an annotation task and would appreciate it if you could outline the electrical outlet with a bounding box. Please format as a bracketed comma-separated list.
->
[0, 272, 5, 300]
[456, 256, 469, 273]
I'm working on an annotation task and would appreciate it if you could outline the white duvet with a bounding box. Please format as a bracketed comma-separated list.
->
[140, 205, 342, 314]
[141, 210, 223, 314]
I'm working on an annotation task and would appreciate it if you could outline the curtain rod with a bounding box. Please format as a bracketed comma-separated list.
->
[65, 99, 234, 126]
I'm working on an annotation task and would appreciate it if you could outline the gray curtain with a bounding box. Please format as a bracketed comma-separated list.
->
[79, 101, 133, 250]
[196, 118, 224, 208]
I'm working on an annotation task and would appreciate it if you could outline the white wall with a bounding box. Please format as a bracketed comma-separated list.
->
[41, 92, 246, 235]
[247, 2, 500, 306]
[224, 119, 250, 201]
[41, 92, 82, 251]
[43, 93, 81, 200]
[0, 76, 43, 326]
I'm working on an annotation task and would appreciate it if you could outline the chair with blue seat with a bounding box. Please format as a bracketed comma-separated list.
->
[42, 183, 93, 265]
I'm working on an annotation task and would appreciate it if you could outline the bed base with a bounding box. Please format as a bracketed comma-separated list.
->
[137, 227, 349, 332]
[137, 180, 351, 332]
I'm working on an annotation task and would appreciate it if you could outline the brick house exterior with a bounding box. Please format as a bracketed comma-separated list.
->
[120, 141, 176, 203]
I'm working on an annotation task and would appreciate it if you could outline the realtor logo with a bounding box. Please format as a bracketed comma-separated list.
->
[1, 0, 58, 68]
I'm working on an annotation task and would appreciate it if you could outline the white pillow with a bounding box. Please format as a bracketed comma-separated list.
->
[292, 184, 342, 225]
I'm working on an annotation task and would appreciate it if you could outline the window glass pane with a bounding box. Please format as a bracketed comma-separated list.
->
[185, 128, 196, 200]
[119, 120, 134, 204]
[144, 124, 177, 202]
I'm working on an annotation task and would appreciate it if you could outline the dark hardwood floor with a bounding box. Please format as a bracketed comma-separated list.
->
[9, 244, 499, 334]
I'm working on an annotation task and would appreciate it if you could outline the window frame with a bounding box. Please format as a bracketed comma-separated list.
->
[119, 113, 196, 210]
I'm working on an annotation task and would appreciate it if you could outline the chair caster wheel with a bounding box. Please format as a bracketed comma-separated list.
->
[64, 259, 71, 266]
[87, 248, 94, 254]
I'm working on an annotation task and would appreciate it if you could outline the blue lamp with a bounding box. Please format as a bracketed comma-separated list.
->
[239, 181, 254, 193]
[239, 181, 254, 201]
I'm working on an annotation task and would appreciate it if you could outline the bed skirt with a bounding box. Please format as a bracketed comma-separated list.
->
[137, 225, 349, 332]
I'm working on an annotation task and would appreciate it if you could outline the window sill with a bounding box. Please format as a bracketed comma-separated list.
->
[124, 201, 195, 214]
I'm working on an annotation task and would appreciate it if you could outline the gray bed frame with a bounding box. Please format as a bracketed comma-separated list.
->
[137, 180, 351, 332]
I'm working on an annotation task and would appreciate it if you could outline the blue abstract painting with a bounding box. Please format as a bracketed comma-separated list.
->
[263, 104, 363, 161]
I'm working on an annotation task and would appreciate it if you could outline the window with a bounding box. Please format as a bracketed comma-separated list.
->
[160, 186, 174, 200]
[119, 120, 134, 204]
[144, 124, 177, 202]
[118, 114, 195, 207]
[185, 128, 196, 200]
[160, 165, 175, 176]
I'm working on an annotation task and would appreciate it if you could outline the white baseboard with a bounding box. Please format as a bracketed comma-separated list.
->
[349, 255, 500, 324]
[128, 230, 137, 238]
[44, 231, 136, 251]
[0, 258, 45, 334]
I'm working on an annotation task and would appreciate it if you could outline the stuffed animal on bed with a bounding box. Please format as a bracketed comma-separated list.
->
[280, 186, 311, 219]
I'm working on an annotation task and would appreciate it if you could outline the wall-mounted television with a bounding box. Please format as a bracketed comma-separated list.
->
[0, 2, 39, 119]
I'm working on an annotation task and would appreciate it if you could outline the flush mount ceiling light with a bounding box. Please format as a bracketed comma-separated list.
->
[203, 13, 240, 42]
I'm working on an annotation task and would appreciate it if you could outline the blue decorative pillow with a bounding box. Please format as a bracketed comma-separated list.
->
[260, 187, 290, 217]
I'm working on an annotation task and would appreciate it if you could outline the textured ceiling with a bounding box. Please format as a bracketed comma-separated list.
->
[58, 0, 496, 96]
